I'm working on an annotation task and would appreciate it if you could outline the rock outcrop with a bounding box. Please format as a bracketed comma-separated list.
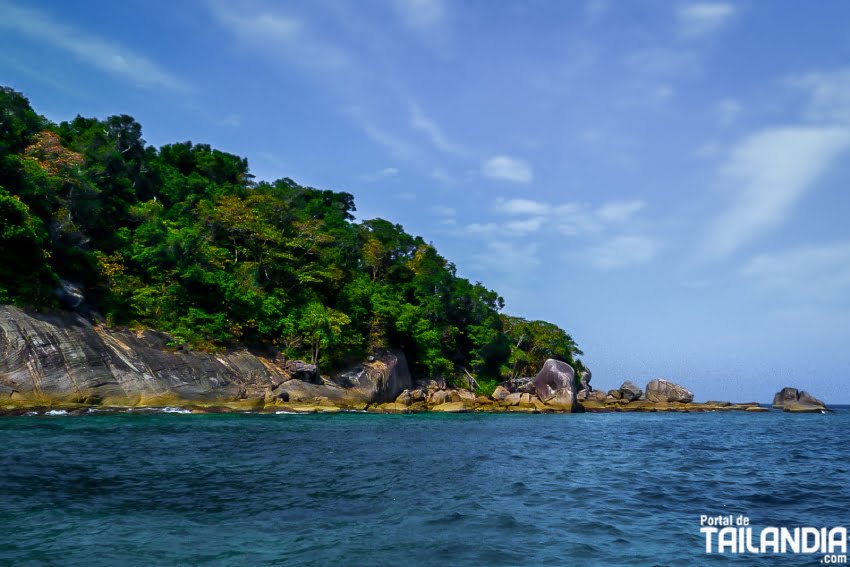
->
[619, 381, 643, 402]
[534, 359, 577, 412]
[772, 387, 826, 412]
[4, 305, 829, 416]
[491, 385, 511, 401]
[283, 360, 319, 383]
[645, 379, 694, 403]
[0, 305, 410, 408]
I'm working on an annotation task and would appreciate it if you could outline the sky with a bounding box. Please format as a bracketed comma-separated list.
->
[2, 0, 850, 403]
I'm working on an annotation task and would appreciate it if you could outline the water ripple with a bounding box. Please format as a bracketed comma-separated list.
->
[1, 409, 849, 565]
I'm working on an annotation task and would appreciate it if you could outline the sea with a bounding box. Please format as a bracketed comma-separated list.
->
[1, 408, 849, 566]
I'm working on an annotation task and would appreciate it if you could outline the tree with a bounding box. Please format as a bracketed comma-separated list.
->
[0, 87, 45, 189]
[0, 84, 585, 381]
[298, 302, 351, 366]
[501, 315, 583, 378]
[0, 186, 55, 305]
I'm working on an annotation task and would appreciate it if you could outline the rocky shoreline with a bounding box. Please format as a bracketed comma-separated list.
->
[0, 306, 830, 416]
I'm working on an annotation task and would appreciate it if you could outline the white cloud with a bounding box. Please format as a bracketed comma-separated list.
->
[466, 222, 498, 234]
[410, 102, 466, 155]
[363, 122, 416, 158]
[493, 198, 552, 216]
[701, 127, 850, 261]
[469, 196, 659, 272]
[786, 67, 850, 125]
[741, 242, 850, 303]
[505, 217, 546, 234]
[556, 216, 603, 236]
[472, 241, 541, 273]
[596, 200, 645, 223]
[493, 197, 645, 236]
[481, 156, 533, 184]
[0, 0, 189, 91]
[715, 98, 742, 127]
[677, 3, 736, 38]
[210, 4, 348, 70]
[359, 167, 399, 182]
[346, 108, 418, 159]
[588, 235, 661, 270]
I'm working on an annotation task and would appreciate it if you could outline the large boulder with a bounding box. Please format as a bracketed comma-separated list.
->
[491, 385, 511, 401]
[546, 389, 576, 410]
[429, 389, 450, 405]
[579, 368, 592, 391]
[409, 389, 426, 403]
[619, 381, 643, 402]
[503, 392, 523, 406]
[534, 359, 577, 412]
[284, 360, 319, 383]
[645, 379, 694, 403]
[772, 387, 826, 411]
[395, 389, 412, 406]
[328, 351, 412, 403]
[456, 389, 476, 401]
[502, 376, 535, 394]
[577, 368, 593, 401]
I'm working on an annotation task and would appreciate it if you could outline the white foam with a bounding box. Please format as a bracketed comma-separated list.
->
[45, 409, 68, 416]
[160, 407, 192, 414]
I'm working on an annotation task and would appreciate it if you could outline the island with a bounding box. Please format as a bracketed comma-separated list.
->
[0, 87, 831, 416]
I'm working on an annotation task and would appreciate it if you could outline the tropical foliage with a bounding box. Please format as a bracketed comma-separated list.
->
[0, 86, 583, 383]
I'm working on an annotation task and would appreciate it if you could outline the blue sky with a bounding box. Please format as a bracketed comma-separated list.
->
[2, 0, 850, 402]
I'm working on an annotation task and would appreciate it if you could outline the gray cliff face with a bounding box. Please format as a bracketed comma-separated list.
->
[0, 306, 409, 407]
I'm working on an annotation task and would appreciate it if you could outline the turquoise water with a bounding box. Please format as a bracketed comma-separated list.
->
[1, 409, 849, 566]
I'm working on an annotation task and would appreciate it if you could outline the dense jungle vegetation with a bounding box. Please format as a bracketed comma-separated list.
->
[0, 86, 584, 390]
